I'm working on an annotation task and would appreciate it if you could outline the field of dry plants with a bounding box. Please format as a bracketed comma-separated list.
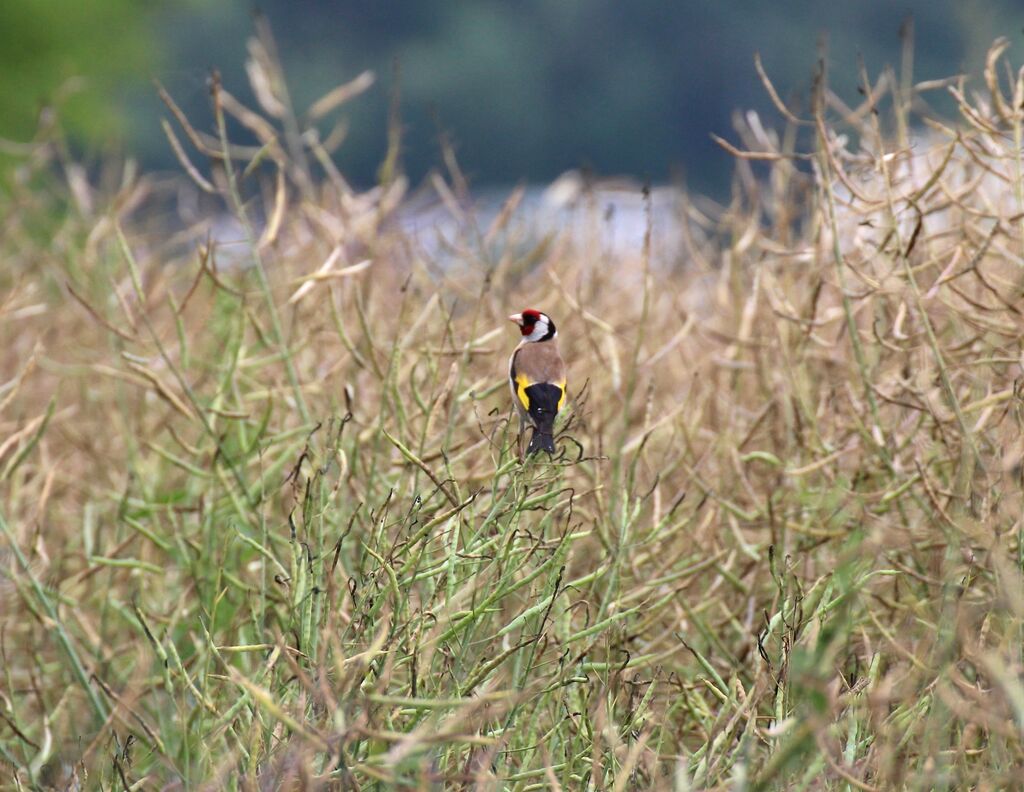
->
[2, 31, 1024, 790]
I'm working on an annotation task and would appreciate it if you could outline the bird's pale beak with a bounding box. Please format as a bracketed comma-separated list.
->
[508, 313, 523, 325]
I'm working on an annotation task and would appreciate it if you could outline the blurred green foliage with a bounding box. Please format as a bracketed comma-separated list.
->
[3, 0, 1023, 195]
[0, 0, 156, 149]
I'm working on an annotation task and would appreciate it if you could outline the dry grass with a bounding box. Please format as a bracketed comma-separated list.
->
[2, 28, 1024, 791]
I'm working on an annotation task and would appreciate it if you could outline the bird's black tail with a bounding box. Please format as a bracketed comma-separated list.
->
[523, 383, 561, 456]
[527, 428, 556, 455]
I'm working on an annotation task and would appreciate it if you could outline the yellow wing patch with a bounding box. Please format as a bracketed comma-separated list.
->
[515, 374, 567, 413]
[515, 373, 532, 411]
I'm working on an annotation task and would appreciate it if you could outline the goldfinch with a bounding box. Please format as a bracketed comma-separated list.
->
[508, 309, 567, 455]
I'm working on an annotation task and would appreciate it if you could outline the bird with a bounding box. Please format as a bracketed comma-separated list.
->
[508, 309, 567, 456]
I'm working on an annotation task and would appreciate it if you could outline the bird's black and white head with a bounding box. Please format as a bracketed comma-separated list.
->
[509, 309, 556, 343]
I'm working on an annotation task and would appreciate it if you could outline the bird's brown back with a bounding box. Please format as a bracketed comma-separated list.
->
[513, 339, 566, 384]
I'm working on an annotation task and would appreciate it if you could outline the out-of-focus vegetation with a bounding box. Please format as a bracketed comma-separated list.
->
[4, 1, 1023, 195]
[0, 0, 157, 167]
[243, 0, 1018, 194]
[3, 26, 1024, 789]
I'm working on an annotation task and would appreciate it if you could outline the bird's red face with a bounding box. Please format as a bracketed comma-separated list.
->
[509, 308, 543, 336]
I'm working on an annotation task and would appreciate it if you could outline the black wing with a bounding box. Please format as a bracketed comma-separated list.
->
[523, 382, 563, 433]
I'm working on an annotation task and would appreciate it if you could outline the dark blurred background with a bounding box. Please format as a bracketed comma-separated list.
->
[2, 0, 1020, 197]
